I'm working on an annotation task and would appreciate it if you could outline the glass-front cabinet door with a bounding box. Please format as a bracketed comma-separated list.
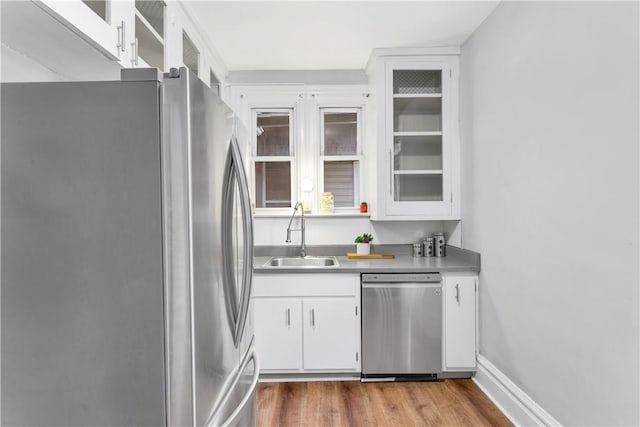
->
[39, 0, 135, 67]
[382, 59, 458, 219]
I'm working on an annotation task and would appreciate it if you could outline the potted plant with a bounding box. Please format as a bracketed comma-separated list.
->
[354, 233, 373, 255]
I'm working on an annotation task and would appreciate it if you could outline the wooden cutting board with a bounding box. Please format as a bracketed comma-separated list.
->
[346, 253, 395, 259]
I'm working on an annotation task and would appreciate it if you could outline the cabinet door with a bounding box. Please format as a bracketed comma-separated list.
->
[253, 298, 302, 371]
[375, 56, 460, 220]
[38, 0, 126, 61]
[443, 275, 477, 371]
[303, 298, 359, 371]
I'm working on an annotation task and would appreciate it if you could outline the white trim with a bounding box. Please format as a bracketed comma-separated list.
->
[258, 375, 360, 383]
[366, 46, 461, 75]
[473, 354, 562, 427]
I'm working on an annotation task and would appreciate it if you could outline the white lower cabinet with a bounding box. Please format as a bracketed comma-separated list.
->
[254, 298, 302, 371]
[253, 273, 361, 374]
[303, 298, 359, 370]
[442, 274, 478, 371]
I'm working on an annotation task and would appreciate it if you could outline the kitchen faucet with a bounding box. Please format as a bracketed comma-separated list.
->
[285, 201, 306, 257]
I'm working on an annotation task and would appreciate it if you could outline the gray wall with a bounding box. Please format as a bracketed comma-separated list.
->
[460, 2, 639, 426]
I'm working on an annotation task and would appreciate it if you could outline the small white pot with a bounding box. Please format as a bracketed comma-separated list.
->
[356, 243, 370, 255]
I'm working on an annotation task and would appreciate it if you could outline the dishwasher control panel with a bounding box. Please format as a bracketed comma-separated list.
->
[361, 273, 441, 283]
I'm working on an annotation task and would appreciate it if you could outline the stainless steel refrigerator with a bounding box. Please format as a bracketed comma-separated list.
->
[1, 67, 257, 426]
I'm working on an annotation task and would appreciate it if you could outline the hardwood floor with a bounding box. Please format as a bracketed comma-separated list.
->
[256, 380, 513, 427]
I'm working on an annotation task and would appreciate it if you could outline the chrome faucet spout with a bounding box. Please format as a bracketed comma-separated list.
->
[285, 202, 306, 257]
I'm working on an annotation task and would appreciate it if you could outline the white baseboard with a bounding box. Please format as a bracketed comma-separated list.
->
[473, 354, 562, 427]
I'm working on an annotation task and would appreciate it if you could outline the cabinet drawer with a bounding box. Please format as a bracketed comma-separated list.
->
[253, 273, 359, 297]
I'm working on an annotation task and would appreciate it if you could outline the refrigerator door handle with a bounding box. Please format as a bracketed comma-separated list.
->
[230, 136, 254, 347]
[205, 346, 260, 427]
[219, 348, 259, 427]
[222, 136, 254, 347]
[222, 142, 240, 333]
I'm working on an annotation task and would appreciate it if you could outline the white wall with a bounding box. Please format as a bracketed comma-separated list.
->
[254, 216, 459, 247]
[460, 2, 639, 425]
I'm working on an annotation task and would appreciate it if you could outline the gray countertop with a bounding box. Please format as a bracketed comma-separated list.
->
[253, 244, 480, 274]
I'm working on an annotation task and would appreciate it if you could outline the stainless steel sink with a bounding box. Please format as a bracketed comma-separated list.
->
[264, 256, 340, 268]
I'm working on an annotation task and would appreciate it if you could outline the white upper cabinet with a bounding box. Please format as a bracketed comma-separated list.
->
[4, 1, 227, 85]
[39, 0, 167, 70]
[368, 50, 461, 220]
[38, 0, 134, 67]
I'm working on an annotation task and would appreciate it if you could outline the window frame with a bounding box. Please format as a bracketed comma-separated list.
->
[229, 85, 369, 217]
[251, 108, 296, 213]
[318, 107, 363, 212]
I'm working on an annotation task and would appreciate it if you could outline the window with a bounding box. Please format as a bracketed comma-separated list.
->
[320, 109, 361, 209]
[239, 87, 368, 215]
[253, 110, 294, 209]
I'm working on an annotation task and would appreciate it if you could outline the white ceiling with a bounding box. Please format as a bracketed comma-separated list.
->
[186, 1, 500, 71]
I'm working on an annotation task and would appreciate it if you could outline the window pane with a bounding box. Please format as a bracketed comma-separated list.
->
[323, 112, 357, 155]
[255, 162, 291, 208]
[324, 161, 357, 207]
[257, 113, 290, 156]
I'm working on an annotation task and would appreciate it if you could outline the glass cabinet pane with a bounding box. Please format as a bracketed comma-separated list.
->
[183, 32, 199, 75]
[136, 16, 164, 69]
[393, 135, 442, 171]
[393, 97, 442, 132]
[257, 113, 290, 156]
[82, 0, 108, 22]
[394, 175, 443, 202]
[254, 161, 291, 208]
[135, 0, 165, 70]
[135, 0, 164, 35]
[323, 112, 357, 155]
[393, 70, 441, 94]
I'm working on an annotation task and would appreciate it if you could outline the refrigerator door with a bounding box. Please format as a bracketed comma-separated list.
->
[1, 80, 166, 426]
[162, 68, 254, 426]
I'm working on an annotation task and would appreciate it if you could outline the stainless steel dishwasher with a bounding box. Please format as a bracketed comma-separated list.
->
[361, 273, 442, 381]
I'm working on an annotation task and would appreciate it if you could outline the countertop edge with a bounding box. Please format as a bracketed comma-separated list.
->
[253, 246, 480, 274]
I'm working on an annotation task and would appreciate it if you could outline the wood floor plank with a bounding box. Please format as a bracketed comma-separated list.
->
[256, 379, 512, 427]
